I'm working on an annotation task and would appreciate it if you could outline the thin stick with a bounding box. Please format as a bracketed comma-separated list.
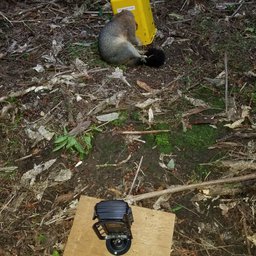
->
[0, 85, 52, 103]
[0, 193, 16, 215]
[15, 154, 33, 162]
[128, 156, 143, 196]
[116, 130, 170, 135]
[125, 173, 256, 203]
[96, 154, 132, 168]
[0, 11, 13, 25]
[230, 0, 245, 18]
[224, 52, 228, 113]
[180, 0, 189, 11]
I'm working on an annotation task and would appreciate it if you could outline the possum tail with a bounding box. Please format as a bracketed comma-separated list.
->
[143, 48, 165, 68]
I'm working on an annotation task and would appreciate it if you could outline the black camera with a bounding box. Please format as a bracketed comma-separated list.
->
[92, 200, 134, 255]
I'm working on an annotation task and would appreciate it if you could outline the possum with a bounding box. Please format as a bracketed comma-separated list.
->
[98, 10, 165, 68]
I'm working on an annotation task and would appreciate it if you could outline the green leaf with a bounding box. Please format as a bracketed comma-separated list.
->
[171, 205, 183, 213]
[91, 126, 103, 132]
[83, 135, 92, 150]
[73, 142, 86, 155]
[66, 137, 77, 149]
[54, 135, 68, 144]
[98, 7, 103, 17]
[51, 250, 60, 256]
[94, 127, 103, 132]
[245, 27, 254, 33]
[167, 159, 175, 170]
[53, 140, 68, 152]
[38, 234, 47, 244]
[63, 127, 68, 134]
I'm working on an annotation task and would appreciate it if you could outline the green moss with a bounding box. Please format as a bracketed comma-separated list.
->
[185, 57, 193, 65]
[251, 92, 256, 105]
[194, 15, 256, 72]
[67, 44, 88, 59]
[6, 97, 18, 104]
[180, 76, 192, 87]
[21, 52, 30, 60]
[215, 32, 256, 71]
[192, 165, 211, 181]
[37, 234, 47, 244]
[94, 134, 128, 164]
[144, 133, 155, 147]
[91, 58, 109, 67]
[66, 42, 99, 65]
[130, 111, 141, 121]
[174, 125, 218, 150]
[143, 122, 218, 154]
[191, 86, 225, 109]
[111, 111, 128, 126]
[0, 168, 17, 180]
[155, 132, 173, 154]
[143, 123, 173, 154]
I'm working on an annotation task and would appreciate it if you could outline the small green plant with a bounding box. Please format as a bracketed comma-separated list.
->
[130, 111, 140, 121]
[245, 27, 255, 34]
[0, 167, 17, 180]
[226, 3, 238, 12]
[192, 165, 211, 181]
[51, 249, 60, 256]
[185, 57, 193, 65]
[21, 52, 30, 60]
[143, 123, 172, 153]
[53, 128, 85, 158]
[251, 92, 256, 105]
[175, 125, 218, 150]
[171, 205, 184, 213]
[66, 42, 98, 66]
[53, 126, 101, 159]
[155, 132, 172, 153]
[37, 234, 47, 244]
[111, 111, 128, 126]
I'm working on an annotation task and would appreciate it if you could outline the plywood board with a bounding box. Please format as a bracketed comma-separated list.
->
[64, 196, 175, 256]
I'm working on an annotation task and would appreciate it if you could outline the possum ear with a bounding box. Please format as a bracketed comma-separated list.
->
[145, 48, 165, 68]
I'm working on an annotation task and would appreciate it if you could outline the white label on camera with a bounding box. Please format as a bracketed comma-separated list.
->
[117, 6, 135, 13]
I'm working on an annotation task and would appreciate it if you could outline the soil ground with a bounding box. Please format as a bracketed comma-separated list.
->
[0, 1, 256, 256]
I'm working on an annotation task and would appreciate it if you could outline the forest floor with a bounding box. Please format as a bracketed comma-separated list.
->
[0, 0, 256, 255]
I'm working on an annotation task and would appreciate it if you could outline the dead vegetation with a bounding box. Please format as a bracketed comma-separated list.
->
[0, 0, 256, 255]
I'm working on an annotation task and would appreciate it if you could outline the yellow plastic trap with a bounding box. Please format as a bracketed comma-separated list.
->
[110, 0, 156, 45]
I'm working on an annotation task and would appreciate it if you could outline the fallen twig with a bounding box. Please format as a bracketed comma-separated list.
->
[96, 154, 132, 168]
[128, 156, 143, 196]
[14, 0, 57, 18]
[230, 0, 245, 18]
[15, 154, 34, 162]
[224, 52, 229, 113]
[180, 0, 189, 11]
[125, 173, 256, 204]
[0, 11, 13, 24]
[116, 130, 170, 135]
[0, 193, 16, 215]
[0, 85, 52, 103]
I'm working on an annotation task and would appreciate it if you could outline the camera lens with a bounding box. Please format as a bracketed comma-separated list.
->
[106, 238, 131, 255]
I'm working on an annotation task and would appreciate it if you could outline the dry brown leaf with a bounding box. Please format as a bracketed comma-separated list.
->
[108, 188, 122, 197]
[55, 192, 74, 204]
[136, 80, 154, 92]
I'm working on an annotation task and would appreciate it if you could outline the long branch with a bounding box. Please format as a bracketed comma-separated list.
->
[125, 173, 256, 203]
[116, 130, 170, 135]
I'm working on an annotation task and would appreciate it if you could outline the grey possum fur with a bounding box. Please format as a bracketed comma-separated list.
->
[98, 10, 165, 67]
